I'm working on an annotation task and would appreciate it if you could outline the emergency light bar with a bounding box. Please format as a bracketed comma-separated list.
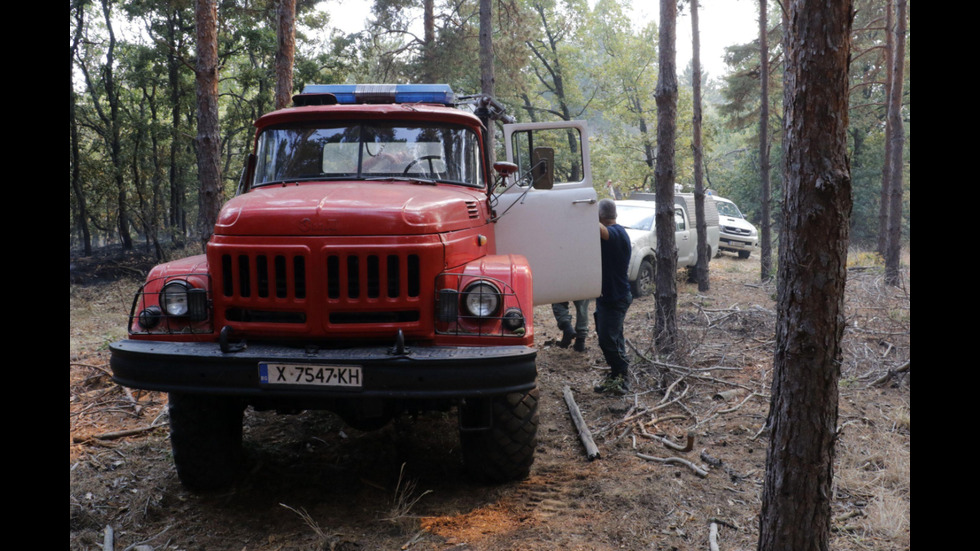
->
[300, 84, 455, 105]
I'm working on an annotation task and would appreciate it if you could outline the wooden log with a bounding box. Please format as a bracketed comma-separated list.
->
[563, 386, 600, 461]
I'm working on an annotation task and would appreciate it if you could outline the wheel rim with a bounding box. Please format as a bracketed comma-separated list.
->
[639, 264, 654, 296]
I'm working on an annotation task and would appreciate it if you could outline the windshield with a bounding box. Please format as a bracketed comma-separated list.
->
[616, 205, 655, 231]
[254, 122, 484, 187]
[715, 200, 743, 219]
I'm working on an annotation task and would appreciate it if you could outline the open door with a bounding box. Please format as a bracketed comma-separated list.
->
[494, 121, 601, 305]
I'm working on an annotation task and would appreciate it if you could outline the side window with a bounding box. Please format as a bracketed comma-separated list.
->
[510, 127, 584, 185]
[675, 208, 686, 231]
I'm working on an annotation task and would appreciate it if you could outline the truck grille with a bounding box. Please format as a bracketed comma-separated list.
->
[221, 253, 306, 300]
[721, 225, 752, 236]
[325, 253, 420, 300]
[212, 243, 434, 336]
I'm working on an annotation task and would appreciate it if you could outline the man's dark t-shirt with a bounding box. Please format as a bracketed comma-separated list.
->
[600, 224, 631, 301]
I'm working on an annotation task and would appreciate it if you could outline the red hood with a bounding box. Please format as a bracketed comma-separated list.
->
[214, 182, 485, 236]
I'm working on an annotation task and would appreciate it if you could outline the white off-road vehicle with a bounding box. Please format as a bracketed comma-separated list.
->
[712, 196, 759, 259]
[616, 194, 720, 297]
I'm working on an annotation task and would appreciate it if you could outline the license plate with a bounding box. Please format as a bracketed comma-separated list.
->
[259, 362, 363, 388]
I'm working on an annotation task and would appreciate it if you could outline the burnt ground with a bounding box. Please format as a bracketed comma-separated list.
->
[70, 252, 910, 550]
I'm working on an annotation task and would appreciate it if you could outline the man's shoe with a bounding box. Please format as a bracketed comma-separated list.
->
[573, 337, 586, 352]
[558, 323, 575, 348]
[594, 375, 628, 396]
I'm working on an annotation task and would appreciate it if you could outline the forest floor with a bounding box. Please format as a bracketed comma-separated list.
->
[70, 248, 910, 551]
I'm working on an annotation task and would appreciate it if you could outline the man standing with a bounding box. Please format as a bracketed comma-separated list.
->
[594, 199, 632, 394]
[552, 299, 589, 352]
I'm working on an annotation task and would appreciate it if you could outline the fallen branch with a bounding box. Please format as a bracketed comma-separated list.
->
[870, 361, 910, 387]
[700, 450, 746, 481]
[709, 522, 719, 551]
[72, 362, 113, 377]
[636, 452, 708, 477]
[638, 428, 694, 452]
[563, 386, 600, 461]
[80, 423, 169, 442]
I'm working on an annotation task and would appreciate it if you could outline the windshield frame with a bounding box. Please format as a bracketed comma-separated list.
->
[252, 120, 486, 189]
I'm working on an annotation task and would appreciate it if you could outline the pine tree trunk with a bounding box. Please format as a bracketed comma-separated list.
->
[479, 0, 495, 162]
[758, 1, 853, 549]
[653, 0, 678, 353]
[759, 0, 772, 280]
[195, 0, 223, 249]
[690, 0, 709, 292]
[877, 0, 894, 257]
[884, 0, 906, 286]
[274, 0, 296, 111]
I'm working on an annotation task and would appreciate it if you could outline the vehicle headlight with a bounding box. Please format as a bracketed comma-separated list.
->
[159, 280, 209, 321]
[160, 281, 192, 316]
[461, 281, 501, 318]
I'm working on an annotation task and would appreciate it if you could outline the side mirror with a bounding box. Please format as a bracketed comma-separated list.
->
[531, 147, 554, 190]
[493, 161, 519, 177]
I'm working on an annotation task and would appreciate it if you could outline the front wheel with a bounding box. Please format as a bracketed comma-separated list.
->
[168, 393, 244, 491]
[461, 388, 539, 482]
[631, 259, 655, 298]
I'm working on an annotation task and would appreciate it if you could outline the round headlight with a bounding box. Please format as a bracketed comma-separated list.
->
[160, 281, 191, 317]
[462, 281, 501, 318]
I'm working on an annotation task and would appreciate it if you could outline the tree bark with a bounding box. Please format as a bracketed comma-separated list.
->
[195, 0, 223, 249]
[274, 0, 296, 111]
[877, 0, 893, 257]
[884, 0, 906, 286]
[479, 0, 495, 162]
[422, 0, 435, 82]
[758, 0, 852, 549]
[690, 0, 709, 292]
[653, 0, 678, 353]
[758, 0, 772, 280]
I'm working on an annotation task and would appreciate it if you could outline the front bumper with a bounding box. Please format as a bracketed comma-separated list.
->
[719, 234, 757, 252]
[110, 340, 536, 399]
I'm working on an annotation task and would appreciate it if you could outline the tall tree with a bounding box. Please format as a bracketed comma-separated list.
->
[523, 0, 587, 180]
[884, 0, 906, 286]
[195, 0, 223, 248]
[586, 0, 658, 192]
[758, 0, 773, 280]
[79, 0, 135, 250]
[653, 0, 678, 353]
[758, 0, 853, 549]
[690, 0, 709, 291]
[480, 0, 495, 160]
[71, 0, 92, 256]
[274, 0, 297, 110]
[877, 0, 893, 257]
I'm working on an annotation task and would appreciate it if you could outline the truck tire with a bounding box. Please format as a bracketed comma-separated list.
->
[461, 388, 539, 482]
[168, 393, 244, 491]
[631, 259, 655, 298]
[738, 250, 751, 259]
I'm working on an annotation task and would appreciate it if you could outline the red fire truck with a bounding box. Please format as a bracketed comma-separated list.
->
[110, 84, 599, 490]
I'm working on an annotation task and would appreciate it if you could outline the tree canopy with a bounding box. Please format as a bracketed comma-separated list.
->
[70, 0, 909, 256]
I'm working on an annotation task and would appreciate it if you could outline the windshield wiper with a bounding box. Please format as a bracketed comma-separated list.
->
[255, 175, 354, 187]
[364, 176, 439, 185]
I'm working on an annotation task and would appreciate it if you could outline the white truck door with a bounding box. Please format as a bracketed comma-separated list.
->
[495, 121, 602, 305]
[675, 206, 695, 265]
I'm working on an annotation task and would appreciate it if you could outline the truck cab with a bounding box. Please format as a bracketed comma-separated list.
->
[109, 84, 599, 490]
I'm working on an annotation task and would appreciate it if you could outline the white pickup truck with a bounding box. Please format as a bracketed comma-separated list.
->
[615, 194, 720, 297]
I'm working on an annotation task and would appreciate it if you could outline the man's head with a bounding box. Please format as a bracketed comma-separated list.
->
[598, 198, 617, 224]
